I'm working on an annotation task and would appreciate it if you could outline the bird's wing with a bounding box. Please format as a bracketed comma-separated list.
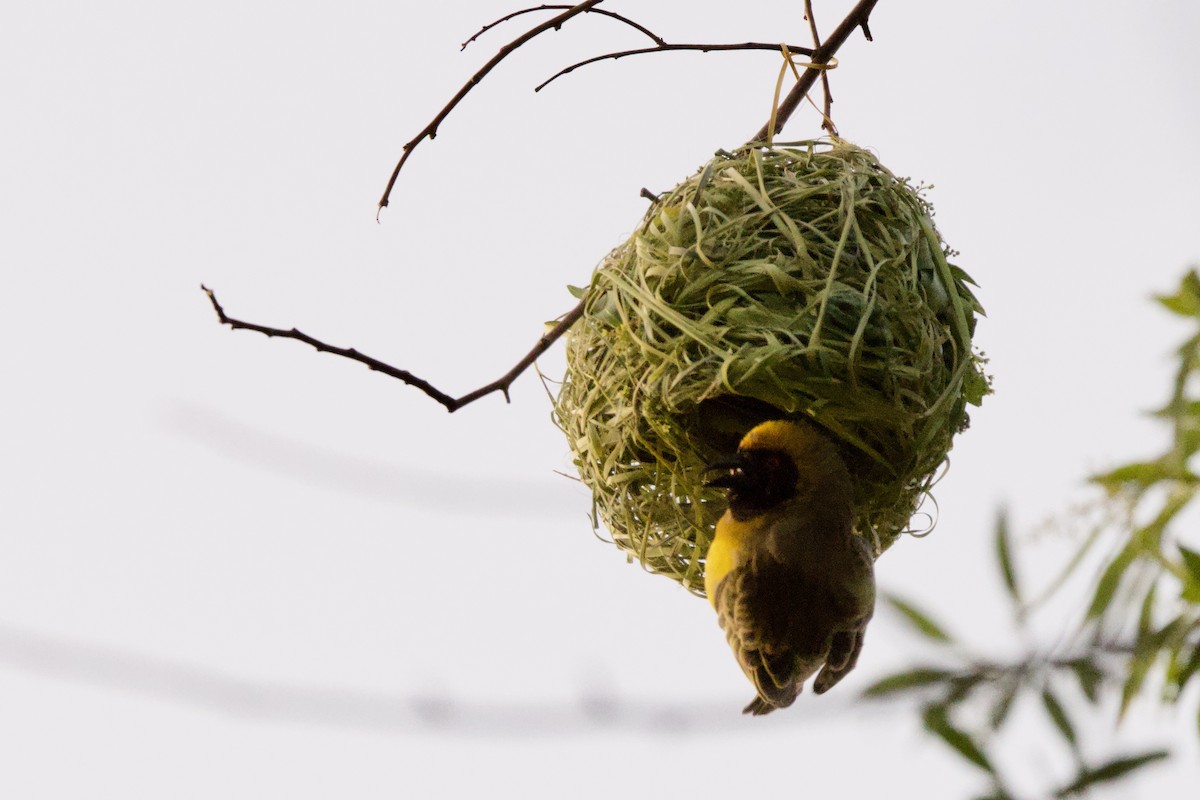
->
[811, 535, 875, 694]
[839, 532, 877, 620]
[812, 627, 865, 694]
[713, 562, 826, 711]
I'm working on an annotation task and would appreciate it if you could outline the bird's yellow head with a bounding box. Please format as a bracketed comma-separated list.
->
[706, 420, 850, 521]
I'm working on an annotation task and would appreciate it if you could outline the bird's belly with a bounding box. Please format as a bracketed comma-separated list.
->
[704, 512, 748, 609]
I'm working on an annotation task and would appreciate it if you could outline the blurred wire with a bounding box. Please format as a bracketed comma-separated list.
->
[0, 623, 861, 736]
[160, 399, 585, 520]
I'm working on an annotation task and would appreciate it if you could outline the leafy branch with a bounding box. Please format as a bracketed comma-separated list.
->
[870, 568, 1173, 800]
[870, 267, 1200, 799]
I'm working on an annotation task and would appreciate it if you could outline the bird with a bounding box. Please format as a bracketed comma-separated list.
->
[703, 419, 876, 715]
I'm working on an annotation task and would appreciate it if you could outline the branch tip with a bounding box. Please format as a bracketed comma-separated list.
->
[536, 41, 815, 92]
[378, 1, 606, 210]
[202, 285, 586, 414]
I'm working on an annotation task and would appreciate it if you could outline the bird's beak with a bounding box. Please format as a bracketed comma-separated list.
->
[704, 454, 748, 489]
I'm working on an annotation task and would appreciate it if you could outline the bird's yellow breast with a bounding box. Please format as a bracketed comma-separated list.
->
[704, 512, 754, 609]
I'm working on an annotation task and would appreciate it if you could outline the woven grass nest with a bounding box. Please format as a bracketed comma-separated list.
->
[555, 139, 989, 595]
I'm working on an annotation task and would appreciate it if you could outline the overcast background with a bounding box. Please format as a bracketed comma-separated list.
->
[2, 1, 1198, 797]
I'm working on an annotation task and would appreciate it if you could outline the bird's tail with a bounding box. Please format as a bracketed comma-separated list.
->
[742, 690, 798, 716]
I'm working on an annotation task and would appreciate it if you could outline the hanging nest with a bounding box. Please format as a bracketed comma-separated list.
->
[554, 139, 990, 595]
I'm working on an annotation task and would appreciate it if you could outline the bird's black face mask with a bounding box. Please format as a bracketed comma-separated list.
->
[705, 448, 799, 520]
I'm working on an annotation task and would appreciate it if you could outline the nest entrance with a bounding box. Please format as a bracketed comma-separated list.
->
[556, 139, 989, 595]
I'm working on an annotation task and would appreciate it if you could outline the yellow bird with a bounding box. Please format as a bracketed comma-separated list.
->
[704, 420, 876, 715]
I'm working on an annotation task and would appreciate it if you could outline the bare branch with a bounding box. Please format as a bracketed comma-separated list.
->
[859, 16, 874, 42]
[536, 41, 816, 92]
[752, 0, 879, 142]
[202, 285, 586, 413]
[378, 0, 606, 213]
[803, 0, 838, 135]
[462, 4, 663, 51]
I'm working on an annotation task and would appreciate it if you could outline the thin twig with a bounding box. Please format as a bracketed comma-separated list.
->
[803, 0, 838, 135]
[462, 4, 663, 50]
[202, 285, 586, 413]
[536, 41, 815, 92]
[378, 0, 605, 213]
[751, 0, 878, 142]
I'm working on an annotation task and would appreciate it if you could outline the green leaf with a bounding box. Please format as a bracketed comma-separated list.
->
[1066, 658, 1104, 704]
[1085, 543, 1138, 620]
[922, 705, 994, 773]
[1040, 687, 1078, 749]
[1151, 617, 1197, 702]
[566, 284, 588, 299]
[988, 676, 1019, 731]
[994, 509, 1020, 607]
[1179, 545, 1200, 603]
[1092, 460, 1167, 492]
[1153, 398, 1200, 421]
[1052, 750, 1170, 798]
[946, 673, 987, 704]
[1158, 614, 1197, 651]
[863, 668, 954, 697]
[1119, 585, 1159, 719]
[1173, 645, 1200, 694]
[1132, 485, 1195, 556]
[948, 263, 980, 287]
[1185, 580, 1200, 606]
[1176, 429, 1200, 462]
[885, 595, 955, 644]
[1137, 582, 1157, 636]
[963, 366, 992, 406]
[1155, 269, 1200, 317]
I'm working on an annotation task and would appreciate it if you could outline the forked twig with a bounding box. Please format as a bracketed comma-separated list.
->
[804, 0, 838, 135]
[378, 0, 605, 212]
[462, 4, 663, 51]
[203, 285, 586, 412]
[536, 41, 815, 92]
[753, 0, 876, 142]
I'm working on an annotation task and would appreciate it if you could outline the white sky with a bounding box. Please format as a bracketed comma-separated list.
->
[2, 1, 1198, 797]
